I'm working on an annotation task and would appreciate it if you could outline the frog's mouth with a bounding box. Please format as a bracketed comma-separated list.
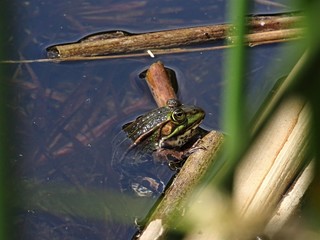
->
[159, 123, 199, 148]
[184, 109, 205, 131]
[160, 112, 204, 148]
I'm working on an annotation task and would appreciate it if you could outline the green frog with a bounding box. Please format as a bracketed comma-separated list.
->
[112, 99, 205, 196]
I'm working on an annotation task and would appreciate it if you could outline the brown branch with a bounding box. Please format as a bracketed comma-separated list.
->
[48, 25, 229, 58]
[137, 131, 224, 240]
[48, 13, 304, 58]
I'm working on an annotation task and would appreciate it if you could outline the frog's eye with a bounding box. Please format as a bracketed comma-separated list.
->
[172, 109, 186, 123]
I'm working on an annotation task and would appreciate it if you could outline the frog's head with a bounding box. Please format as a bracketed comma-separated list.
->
[159, 99, 205, 148]
[122, 99, 205, 150]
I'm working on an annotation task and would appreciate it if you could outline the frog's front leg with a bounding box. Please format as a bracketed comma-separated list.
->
[153, 148, 185, 170]
[153, 147, 184, 161]
[154, 138, 206, 169]
[153, 145, 203, 170]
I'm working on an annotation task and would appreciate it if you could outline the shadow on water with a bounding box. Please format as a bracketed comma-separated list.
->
[1, 0, 296, 239]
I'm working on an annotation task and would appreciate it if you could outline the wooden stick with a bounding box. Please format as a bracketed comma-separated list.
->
[145, 61, 177, 107]
[48, 13, 303, 58]
[48, 24, 229, 58]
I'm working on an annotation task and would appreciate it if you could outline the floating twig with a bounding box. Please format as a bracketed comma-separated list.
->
[47, 13, 304, 58]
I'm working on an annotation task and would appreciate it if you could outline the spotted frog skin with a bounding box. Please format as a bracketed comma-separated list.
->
[112, 99, 205, 196]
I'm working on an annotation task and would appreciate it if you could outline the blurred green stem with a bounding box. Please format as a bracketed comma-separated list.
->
[0, 2, 11, 239]
[221, 1, 250, 176]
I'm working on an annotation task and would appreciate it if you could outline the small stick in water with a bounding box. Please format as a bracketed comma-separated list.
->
[145, 61, 177, 107]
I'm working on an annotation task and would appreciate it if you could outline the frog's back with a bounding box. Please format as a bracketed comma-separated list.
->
[111, 106, 170, 168]
[123, 106, 170, 142]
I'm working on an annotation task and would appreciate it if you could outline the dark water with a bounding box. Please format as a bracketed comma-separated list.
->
[1, 0, 299, 239]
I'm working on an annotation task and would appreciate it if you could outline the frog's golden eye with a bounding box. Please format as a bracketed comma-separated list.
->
[172, 109, 186, 123]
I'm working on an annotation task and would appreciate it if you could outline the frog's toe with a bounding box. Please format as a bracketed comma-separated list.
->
[168, 160, 184, 171]
[182, 145, 206, 158]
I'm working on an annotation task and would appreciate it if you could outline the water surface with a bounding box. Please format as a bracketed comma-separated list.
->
[1, 0, 299, 239]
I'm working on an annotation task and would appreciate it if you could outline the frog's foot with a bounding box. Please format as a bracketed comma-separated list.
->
[181, 146, 206, 158]
[168, 160, 184, 171]
[153, 148, 184, 162]
[120, 173, 165, 197]
[131, 176, 165, 197]
[181, 138, 206, 158]
[154, 148, 188, 171]
[154, 145, 205, 171]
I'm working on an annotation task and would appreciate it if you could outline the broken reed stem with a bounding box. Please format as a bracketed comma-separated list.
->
[233, 50, 313, 238]
[234, 97, 311, 226]
[48, 13, 304, 58]
[264, 160, 314, 237]
[251, 49, 310, 133]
